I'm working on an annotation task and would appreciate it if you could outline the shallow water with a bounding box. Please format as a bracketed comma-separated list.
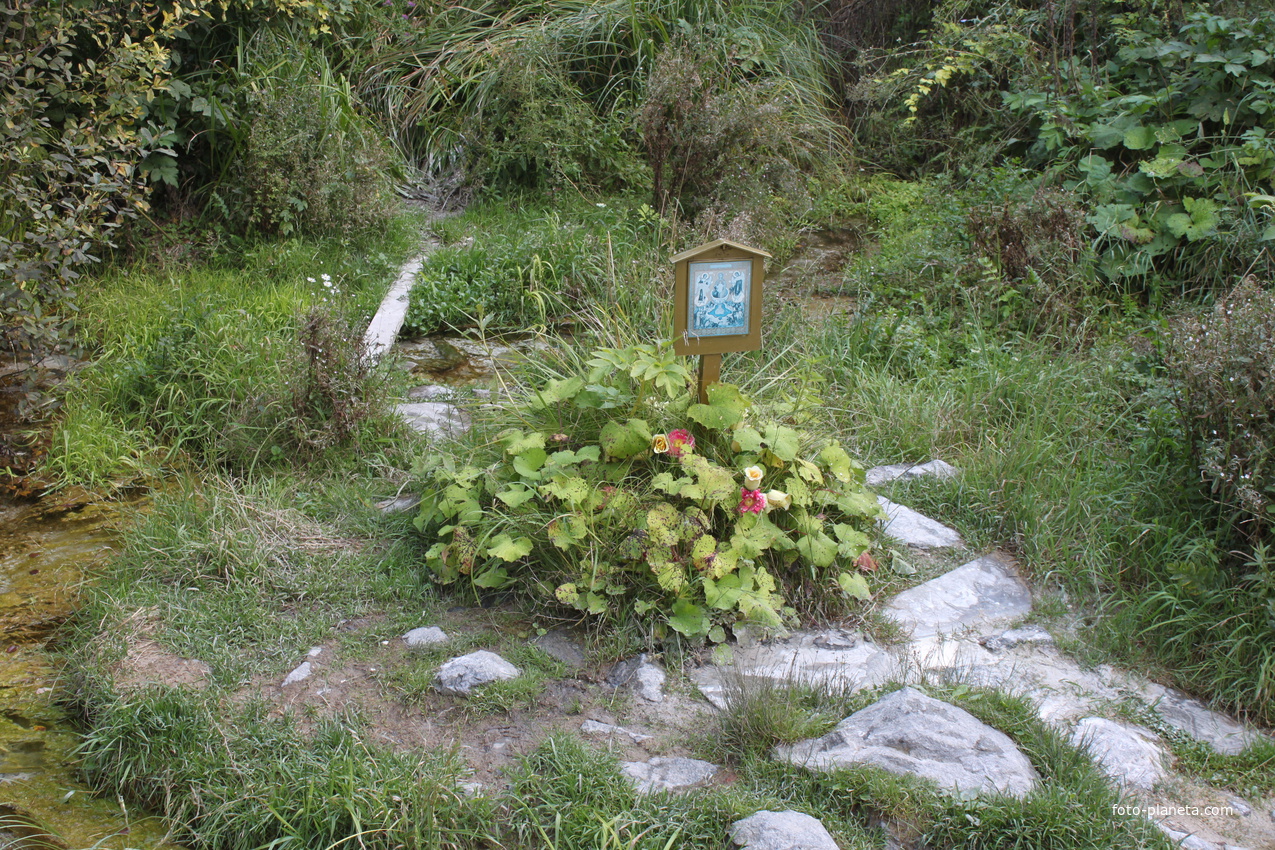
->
[0, 492, 179, 849]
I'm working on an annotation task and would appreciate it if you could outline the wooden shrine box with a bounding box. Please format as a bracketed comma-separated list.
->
[671, 239, 770, 356]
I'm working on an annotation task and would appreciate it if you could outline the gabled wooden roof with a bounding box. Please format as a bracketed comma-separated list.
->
[670, 238, 772, 263]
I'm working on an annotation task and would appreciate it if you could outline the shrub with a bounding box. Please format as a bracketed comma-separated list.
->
[1163, 277, 1275, 545]
[413, 342, 883, 642]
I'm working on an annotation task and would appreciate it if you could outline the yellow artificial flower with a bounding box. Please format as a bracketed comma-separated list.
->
[764, 489, 792, 510]
[651, 434, 670, 454]
[744, 465, 764, 488]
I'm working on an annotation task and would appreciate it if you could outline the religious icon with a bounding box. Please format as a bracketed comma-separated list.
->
[688, 259, 751, 338]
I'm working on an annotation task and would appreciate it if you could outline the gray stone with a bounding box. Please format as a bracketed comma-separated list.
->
[866, 459, 959, 487]
[1069, 717, 1169, 790]
[691, 631, 897, 710]
[307, 646, 323, 657]
[532, 630, 586, 671]
[877, 497, 964, 549]
[980, 625, 1053, 652]
[282, 661, 313, 686]
[621, 757, 718, 794]
[580, 719, 653, 744]
[608, 654, 666, 703]
[403, 626, 448, 648]
[434, 650, 520, 695]
[1226, 797, 1252, 817]
[397, 338, 467, 373]
[730, 810, 839, 850]
[1145, 685, 1258, 755]
[396, 402, 470, 439]
[885, 553, 1031, 640]
[775, 687, 1039, 799]
[1157, 824, 1220, 850]
[407, 384, 453, 400]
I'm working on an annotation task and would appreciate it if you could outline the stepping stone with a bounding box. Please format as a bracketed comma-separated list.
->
[396, 402, 469, 439]
[403, 626, 448, 648]
[580, 719, 652, 744]
[282, 661, 313, 686]
[775, 687, 1040, 799]
[730, 810, 839, 850]
[434, 650, 519, 696]
[885, 552, 1031, 640]
[621, 757, 718, 794]
[1143, 685, 1258, 755]
[1070, 717, 1170, 790]
[690, 630, 897, 710]
[608, 654, 666, 703]
[876, 497, 964, 549]
[866, 459, 959, 487]
[363, 255, 425, 364]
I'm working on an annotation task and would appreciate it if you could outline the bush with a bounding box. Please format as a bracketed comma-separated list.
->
[1163, 277, 1275, 545]
[413, 342, 883, 642]
[208, 33, 399, 240]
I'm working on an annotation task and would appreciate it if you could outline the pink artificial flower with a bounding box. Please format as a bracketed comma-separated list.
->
[738, 488, 767, 515]
[667, 428, 695, 458]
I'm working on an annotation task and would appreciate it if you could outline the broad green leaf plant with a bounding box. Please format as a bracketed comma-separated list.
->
[413, 342, 881, 642]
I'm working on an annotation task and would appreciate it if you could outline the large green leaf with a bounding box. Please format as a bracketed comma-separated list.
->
[599, 419, 652, 459]
[837, 571, 872, 601]
[668, 598, 709, 637]
[513, 447, 548, 478]
[486, 534, 533, 562]
[1122, 124, 1158, 150]
[796, 530, 838, 567]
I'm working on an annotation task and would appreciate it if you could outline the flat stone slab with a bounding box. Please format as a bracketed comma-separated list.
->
[877, 497, 964, 549]
[1144, 684, 1259, 755]
[621, 757, 718, 794]
[1070, 717, 1170, 790]
[979, 625, 1053, 652]
[403, 626, 448, 648]
[396, 402, 470, 439]
[730, 810, 839, 850]
[866, 459, 959, 487]
[282, 661, 313, 686]
[580, 720, 652, 744]
[364, 255, 424, 363]
[691, 631, 897, 710]
[434, 650, 520, 696]
[885, 553, 1031, 640]
[775, 687, 1040, 799]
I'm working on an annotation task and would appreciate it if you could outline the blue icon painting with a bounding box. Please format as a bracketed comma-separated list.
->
[689, 260, 750, 338]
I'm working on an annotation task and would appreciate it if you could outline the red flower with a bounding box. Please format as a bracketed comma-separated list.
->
[738, 488, 767, 515]
[667, 428, 695, 458]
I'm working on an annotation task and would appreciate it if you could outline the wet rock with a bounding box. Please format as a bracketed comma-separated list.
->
[776, 687, 1039, 799]
[434, 650, 520, 695]
[980, 625, 1053, 652]
[866, 459, 959, 487]
[532, 630, 586, 671]
[877, 497, 964, 549]
[692, 630, 896, 710]
[885, 553, 1031, 640]
[580, 719, 653, 744]
[407, 384, 454, 400]
[730, 810, 839, 850]
[1144, 684, 1258, 755]
[396, 401, 470, 439]
[397, 338, 467, 373]
[1069, 717, 1170, 790]
[403, 626, 448, 648]
[608, 654, 666, 703]
[282, 661, 313, 686]
[621, 757, 718, 794]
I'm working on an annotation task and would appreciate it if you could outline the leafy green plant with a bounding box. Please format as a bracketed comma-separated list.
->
[413, 341, 882, 642]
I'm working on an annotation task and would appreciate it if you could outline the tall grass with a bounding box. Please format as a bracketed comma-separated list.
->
[356, 0, 840, 178]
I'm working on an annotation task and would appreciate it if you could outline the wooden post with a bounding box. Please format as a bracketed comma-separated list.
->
[697, 353, 722, 404]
